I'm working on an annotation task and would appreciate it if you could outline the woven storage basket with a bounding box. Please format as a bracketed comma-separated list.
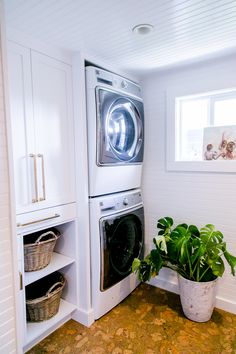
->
[24, 229, 60, 272]
[26, 272, 65, 322]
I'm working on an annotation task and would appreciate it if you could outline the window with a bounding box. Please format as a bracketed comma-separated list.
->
[167, 87, 236, 172]
[176, 89, 236, 161]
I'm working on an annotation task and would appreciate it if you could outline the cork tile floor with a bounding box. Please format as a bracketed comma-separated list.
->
[28, 284, 236, 354]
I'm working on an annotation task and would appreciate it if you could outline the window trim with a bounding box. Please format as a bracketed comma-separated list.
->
[166, 85, 236, 173]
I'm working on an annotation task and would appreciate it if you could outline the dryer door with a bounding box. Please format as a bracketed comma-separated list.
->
[96, 89, 144, 165]
[100, 207, 144, 291]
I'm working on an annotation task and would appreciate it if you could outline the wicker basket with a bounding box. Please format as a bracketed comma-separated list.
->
[24, 229, 60, 272]
[26, 272, 65, 322]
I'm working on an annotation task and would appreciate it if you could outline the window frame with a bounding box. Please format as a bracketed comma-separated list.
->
[166, 86, 236, 173]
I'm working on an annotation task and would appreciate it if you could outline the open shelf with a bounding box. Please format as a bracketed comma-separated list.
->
[24, 299, 76, 352]
[24, 252, 75, 286]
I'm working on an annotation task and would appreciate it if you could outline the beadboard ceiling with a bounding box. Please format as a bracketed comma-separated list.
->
[4, 0, 236, 74]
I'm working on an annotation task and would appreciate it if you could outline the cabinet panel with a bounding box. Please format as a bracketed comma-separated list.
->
[31, 52, 76, 208]
[7, 42, 76, 215]
[7, 43, 36, 213]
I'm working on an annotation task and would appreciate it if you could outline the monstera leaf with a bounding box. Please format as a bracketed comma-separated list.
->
[157, 217, 173, 236]
[153, 235, 167, 254]
[223, 250, 236, 276]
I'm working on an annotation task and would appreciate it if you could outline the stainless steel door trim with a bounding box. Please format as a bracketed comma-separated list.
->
[95, 87, 144, 166]
[99, 205, 144, 291]
[99, 204, 144, 222]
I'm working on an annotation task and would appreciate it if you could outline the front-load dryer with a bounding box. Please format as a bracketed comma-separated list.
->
[89, 189, 144, 319]
[86, 66, 144, 196]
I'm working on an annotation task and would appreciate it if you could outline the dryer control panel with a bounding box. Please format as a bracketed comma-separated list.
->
[86, 66, 142, 98]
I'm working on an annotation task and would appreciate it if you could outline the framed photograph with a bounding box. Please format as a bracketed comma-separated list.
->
[203, 125, 236, 161]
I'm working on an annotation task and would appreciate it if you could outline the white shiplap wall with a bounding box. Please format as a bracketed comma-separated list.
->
[141, 54, 236, 314]
[0, 21, 17, 354]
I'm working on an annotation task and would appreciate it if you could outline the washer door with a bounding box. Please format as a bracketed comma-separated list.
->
[96, 89, 144, 165]
[100, 208, 144, 291]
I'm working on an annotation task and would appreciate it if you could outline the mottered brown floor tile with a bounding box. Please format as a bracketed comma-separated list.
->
[27, 284, 236, 354]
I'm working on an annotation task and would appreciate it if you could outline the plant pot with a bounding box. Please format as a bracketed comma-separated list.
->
[178, 274, 218, 322]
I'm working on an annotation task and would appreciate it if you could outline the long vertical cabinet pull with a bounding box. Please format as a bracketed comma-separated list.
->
[38, 153, 46, 201]
[29, 154, 38, 203]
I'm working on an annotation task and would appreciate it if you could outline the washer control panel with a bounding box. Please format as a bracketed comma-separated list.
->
[99, 191, 142, 213]
[123, 197, 129, 206]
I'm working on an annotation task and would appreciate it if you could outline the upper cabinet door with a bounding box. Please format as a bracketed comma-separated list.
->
[7, 42, 76, 215]
[7, 43, 37, 214]
[31, 51, 76, 208]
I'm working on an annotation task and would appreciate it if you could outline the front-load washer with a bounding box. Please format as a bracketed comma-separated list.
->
[89, 188, 144, 319]
[86, 66, 144, 196]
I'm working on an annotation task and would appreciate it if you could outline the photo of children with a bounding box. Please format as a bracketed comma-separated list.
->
[203, 125, 236, 161]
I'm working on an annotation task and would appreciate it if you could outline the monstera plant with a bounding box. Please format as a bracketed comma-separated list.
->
[132, 217, 236, 322]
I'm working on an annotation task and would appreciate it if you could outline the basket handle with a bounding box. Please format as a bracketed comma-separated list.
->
[46, 282, 64, 296]
[36, 231, 58, 243]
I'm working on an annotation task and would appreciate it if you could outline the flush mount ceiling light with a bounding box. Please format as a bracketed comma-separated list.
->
[132, 24, 154, 35]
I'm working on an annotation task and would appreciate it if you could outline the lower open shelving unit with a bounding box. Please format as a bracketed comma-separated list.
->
[19, 219, 79, 352]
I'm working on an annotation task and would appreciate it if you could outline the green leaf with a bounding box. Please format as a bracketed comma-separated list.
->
[138, 261, 152, 282]
[157, 217, 173, 230]
[150, 249, 163, 275]
[189, 225, 200, 238]
[178, 223, 188, 230]
[154, 235, 167, 254]
[223, 250, 236, 276]
[208, 257, 225, 277]
[132, 258, 141, 273]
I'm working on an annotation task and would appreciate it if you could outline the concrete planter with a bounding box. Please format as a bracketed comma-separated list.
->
[178, 274, 218, 322]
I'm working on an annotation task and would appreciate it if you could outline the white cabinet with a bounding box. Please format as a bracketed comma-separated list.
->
[7, 42, 79, 351]
[7, 42, 76, 215]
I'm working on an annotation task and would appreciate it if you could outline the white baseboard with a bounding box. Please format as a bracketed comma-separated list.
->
[149, 276, 179, 294]
[215, 296, 236, 315]
[72, 308, 94, 327]
[148, 277, 236, 315]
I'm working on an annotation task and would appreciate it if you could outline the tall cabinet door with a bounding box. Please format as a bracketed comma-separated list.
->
[7, 43, 37, 214]
[31, 52, 76, 208]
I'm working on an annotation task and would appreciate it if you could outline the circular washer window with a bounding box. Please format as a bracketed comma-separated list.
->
[109, 214, 143, 276]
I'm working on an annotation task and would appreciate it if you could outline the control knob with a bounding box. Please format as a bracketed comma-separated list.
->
[123, 197, 129, 206]
[121, 80, 128, 89]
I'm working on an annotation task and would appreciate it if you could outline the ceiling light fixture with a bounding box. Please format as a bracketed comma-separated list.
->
[132, 24, 154, 35]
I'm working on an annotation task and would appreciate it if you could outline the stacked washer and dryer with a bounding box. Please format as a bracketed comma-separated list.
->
[86, 67, 145, 319]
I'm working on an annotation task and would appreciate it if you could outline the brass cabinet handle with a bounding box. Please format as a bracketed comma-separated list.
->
[38, 153, 46, 201]
[19, 271, 23, 290]
[29, 154, 38, 203]
[17, 213, 60, 227]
